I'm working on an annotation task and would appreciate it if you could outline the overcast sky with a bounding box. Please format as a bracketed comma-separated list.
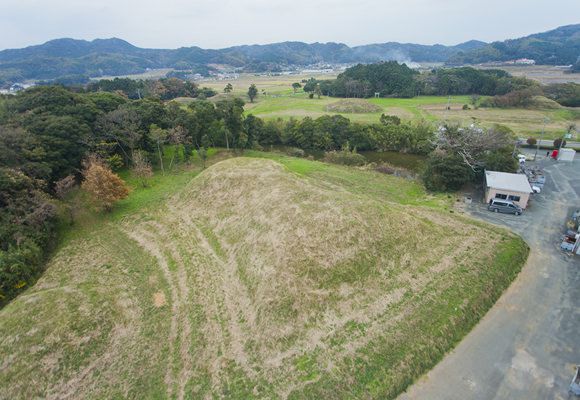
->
[0, 0, 578, 50]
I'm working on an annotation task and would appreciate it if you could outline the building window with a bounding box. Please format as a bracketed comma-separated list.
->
[508, 195, 521, 202]
[495, 193, 507, 199]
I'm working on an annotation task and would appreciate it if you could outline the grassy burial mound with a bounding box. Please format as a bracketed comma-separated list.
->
[325, 99, 383, 113]
[0, 156, 528, 399]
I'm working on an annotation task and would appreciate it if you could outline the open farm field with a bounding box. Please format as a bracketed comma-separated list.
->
[243, 94, 473, 124]
[422, 103, 580, 140]
[477, 65, 580, 85]
[200, 72, 339, 96]
[0, 152, 528, 399]
[238, 89, 578, 138]
[194, 73, 579, 138]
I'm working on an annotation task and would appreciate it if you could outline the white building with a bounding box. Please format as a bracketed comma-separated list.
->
[484, 171, 533, 209]
[558, 148, 576, 162]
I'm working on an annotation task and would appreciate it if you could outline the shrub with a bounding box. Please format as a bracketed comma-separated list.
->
[323, 144, 366, 166]
[379, 114, 401, 126]
[423, 151, 473, 192]
[462, 104, 470, 110]
[526, 137, 537, 146]
[553, 138, 567, 148]
[82, 156, 129, 212]
[0, 168, 57, 304]
[286, 147, 305, 158]
[374, 162, 414, 178]
[132, 151, 153, 188]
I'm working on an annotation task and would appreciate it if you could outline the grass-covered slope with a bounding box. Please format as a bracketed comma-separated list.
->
[0, 155, 528, 399]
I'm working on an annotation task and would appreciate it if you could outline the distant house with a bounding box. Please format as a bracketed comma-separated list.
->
[514, 58, 536, 65]
[503, 58, 536, 65]
[484, 171, 533, 209]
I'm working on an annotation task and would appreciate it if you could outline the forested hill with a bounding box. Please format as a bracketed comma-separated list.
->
[448, 24, 580, 66]
[0, 38, 485, 84]
[0, 24, 578, 85]
[0, 38, 484, 85]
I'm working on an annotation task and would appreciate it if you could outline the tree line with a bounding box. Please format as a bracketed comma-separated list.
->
[302, 62, 579, 108]
[303, 63, 540, 99]
[85, 77, 217, 100]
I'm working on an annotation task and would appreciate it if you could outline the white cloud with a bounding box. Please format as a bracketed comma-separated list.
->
[0, 0, 578, 49]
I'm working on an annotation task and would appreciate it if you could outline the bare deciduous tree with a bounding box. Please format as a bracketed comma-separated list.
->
[167, 126, 187, 170]
[55, 174, 79, 224]
[434, 124, 513, 171]
[149, 124, 167, 175]
[132, 151, 153, 187]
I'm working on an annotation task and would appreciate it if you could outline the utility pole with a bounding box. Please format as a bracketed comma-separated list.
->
[534, 117, 549, 161]
[558, 130, 566, 158]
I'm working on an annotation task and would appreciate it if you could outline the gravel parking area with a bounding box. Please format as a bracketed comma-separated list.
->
[400, 159, 580, 400]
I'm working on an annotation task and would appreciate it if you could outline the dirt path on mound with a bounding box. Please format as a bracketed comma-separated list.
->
[125, 225, 194, 400]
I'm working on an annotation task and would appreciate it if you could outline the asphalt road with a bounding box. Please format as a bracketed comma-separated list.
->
[519, 139, 580, 149]
[399, 159, 580, 400]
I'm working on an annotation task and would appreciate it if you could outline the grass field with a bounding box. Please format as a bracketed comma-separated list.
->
[0, 151, 528, 399]
[198, 73, 579, 139]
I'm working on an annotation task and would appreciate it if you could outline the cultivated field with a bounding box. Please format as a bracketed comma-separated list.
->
[0, 152, 528, 399]
[477, 65, 580, 85]
[197, 73, 579, 139]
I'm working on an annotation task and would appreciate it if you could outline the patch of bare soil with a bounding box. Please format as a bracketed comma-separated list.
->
[153, 292, 166, 307]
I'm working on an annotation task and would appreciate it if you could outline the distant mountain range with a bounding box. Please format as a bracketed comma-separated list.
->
[0, 24, 578, 85]
[449, 24, 580, 65]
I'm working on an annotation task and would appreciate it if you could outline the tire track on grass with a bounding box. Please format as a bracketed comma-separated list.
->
[125, 227, 181, 399]
[139, 222, 195, 400]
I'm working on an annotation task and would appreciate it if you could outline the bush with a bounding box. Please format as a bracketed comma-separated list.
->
[0, 168, 57, 304]
[323, 144, 366, 166]
[526, 137, 537, 146]
[82, 156, 129, 212]
[553, 138, 567, 148]
[462, 104, 470, 110]
[490, 87, 541, 108]
[286, 147, 305, 157]
[374, 162, 414, 178]
[423, 152, 473, 192]
[484, 149, 518, 173]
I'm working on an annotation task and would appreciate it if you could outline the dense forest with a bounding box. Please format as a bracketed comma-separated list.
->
[86, 77, 217, 100]
[304, 63, 537, 98]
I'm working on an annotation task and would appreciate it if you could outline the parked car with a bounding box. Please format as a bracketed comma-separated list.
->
[532, 185, 541, 194]
[488, 199, 523, 215]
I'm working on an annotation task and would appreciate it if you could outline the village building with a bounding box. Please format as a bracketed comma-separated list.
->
[484, 170, 533, 209]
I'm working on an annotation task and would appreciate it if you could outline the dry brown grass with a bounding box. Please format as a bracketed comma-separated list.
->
[325, 99, 383, 113]
[0, 156, 527, 399]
